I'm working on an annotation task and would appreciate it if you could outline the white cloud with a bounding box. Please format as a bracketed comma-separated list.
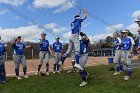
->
[33, 0, 75, 13]
[44, 23, 68, 34]
[0, 25, 43, 42]
[62, 31, 71, 39]
[0, 0, 26, 6]
[0, 23, 68, 42]
[126, 23, 139, 34]
[0, 9, 9, 14]
[131, 10, 140, 18]
[89, 33, 113, 44]
[106, 24, 123, 33]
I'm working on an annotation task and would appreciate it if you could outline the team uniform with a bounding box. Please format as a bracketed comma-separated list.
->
[0, 41, 6, 83]
[52, 41, 62, 73]
[12, 42, 28, 79]
[37, 39, 50, 75]
[113, 37, 123, 75]
[79, 39, 90, 86]
[61, 18, 85, 70]
[138, 35, 140, 47]
[121, 36, 135, 79]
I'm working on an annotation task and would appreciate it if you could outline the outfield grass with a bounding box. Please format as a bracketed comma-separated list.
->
[0, 64, 140, 93]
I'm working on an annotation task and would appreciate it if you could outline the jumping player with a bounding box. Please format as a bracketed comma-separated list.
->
[79, 32, 90, 87]
[121, 29, 135, 80]
[37, 33, 52, 76]
[52, 37, 62, 74]
[61, 9, 88, 70]
[12, 36, 32, 80]
[112, 32, 123, 76]
[0, 36, 6, 83]
[135, 18, 140, 58]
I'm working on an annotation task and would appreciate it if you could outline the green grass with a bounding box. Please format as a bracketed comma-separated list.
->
[0, 65, 140, 93]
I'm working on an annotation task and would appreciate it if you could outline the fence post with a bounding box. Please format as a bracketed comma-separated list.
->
[6, 52, 7, 61]
[32, 48, 34, 59]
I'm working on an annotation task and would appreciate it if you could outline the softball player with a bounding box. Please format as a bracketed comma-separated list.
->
[12, 36, 32, 80]
[37, 33, 52, 76]
[52, 37, 62, 74]
[136, 28, 140, 59]
[0, 36, 6, 83]
[121, 29, 135, 80]
[113, 32, 123, 76]
[61, 9, 88, 70]
[79, 32, 90, 87]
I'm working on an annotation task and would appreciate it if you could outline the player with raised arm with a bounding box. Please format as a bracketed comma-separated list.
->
[12, 36, 32, 80]
[121, 29, 135, 80]
[37, 33, 52, 76]
[61, 9, 88, 70]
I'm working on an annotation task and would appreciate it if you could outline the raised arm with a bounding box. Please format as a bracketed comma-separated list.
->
[78, 9, 81, 16]
[82, 8, 88, 20]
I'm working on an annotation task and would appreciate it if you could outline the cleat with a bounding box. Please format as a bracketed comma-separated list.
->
[16, 76, 22, 80]
[124, 76, 130, 81]
[74, 63, 83, 70]
[57, 71, 60, 73]
[1, 81, 6, 84]
[46, 72, 50, 76]
[79, 81, 88, 87]
[24, 75, 29, 79]
[113, 72, 120, 76]
[35, 71, 41, 76]
[53, 71, 56, 74]
[67, 70, 72, 73]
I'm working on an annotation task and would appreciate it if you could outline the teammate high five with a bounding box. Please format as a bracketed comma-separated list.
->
[61, 9, 88, 70]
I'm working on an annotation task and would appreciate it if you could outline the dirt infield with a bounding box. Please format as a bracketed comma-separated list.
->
[5, 56, 138, 76]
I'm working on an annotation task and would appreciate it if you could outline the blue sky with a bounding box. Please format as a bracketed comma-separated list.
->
[0, 0, 140, 44]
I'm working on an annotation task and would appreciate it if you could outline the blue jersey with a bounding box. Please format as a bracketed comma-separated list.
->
[39, 39, 49, 51]
[0, 41, 5, 55]
[53, 42, 62, 52]
[113, 37, 121, 50]
[12, 42, 26, 55]
[138, 35, 140, 46]
[80, 39, 89, 54]
[121, 37, 135, 50]
[71, 19, 84, 35]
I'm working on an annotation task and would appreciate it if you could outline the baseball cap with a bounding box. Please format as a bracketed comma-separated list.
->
[41, 32, 47, 35]
[17, 36, 21, 38]
[122, 29, 129, 33]
[74, 15, 80, 19]
[56, 36, 60, 39]
[135, 18, 140, 22]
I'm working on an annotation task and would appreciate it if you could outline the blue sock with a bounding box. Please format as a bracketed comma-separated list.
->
[119, 63, 123, 71]
[54, 64, 56, 71]
[23, 67, 27, 75]
[61, 54, 67, 65]
[0, 65, 6, 81]
[116, 63, 120, 72]
[80, 70, 87, 82]
[46, 63, 49, 72]
[57, 64, 59, 71]
[15, 68, 19, 76]
[75, 54, 80, 64]
[38, 65, 42, 72]
[127, 65, 132, 77]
